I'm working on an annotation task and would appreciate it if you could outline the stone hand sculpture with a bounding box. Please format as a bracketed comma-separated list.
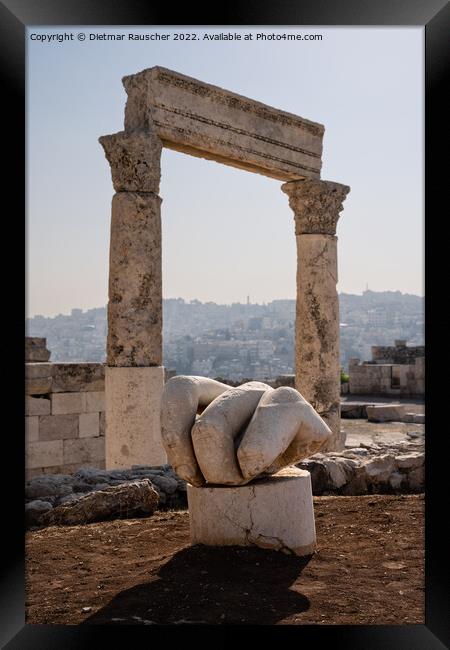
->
[161, 376, 332, 487]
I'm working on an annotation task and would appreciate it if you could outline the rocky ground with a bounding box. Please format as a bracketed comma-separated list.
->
[25, 494, 424, 625]
[25, 418, 425, 528]
[298, 419, 425, 495]
[25, 465, 187, 527]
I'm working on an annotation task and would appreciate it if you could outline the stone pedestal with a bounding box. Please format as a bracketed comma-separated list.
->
[105, 366, 166, 468]
[187, 467, 316, 556]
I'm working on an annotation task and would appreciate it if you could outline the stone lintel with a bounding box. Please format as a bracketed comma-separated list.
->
[281, 178, 350, 235]
[121, 66, 324, 181]
[99, 130, 162, 193]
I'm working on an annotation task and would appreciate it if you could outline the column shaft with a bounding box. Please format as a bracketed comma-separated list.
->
[107, 191, 162, 367]
[296, 234, 342, 450]
[99, 130, 166, 467]
[281, 178, 350, 452]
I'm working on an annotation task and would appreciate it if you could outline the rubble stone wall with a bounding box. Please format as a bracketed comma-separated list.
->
[371, 344, 425, 364]
[349, 358, 424, 396]
[25, 363, 106, 479]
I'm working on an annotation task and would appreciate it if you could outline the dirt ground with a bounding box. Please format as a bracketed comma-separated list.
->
[25, 494, 424, 625]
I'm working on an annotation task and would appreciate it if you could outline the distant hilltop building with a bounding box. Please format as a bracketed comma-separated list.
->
[348, 340, 424, 396]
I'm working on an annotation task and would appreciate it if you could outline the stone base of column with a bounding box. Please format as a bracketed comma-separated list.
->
[105, 366, 166, 469]
[187, 467, 316, 556]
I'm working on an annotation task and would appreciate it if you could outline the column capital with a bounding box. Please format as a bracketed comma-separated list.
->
[281, 178, 350, 235]
[99, 129, 162, 194]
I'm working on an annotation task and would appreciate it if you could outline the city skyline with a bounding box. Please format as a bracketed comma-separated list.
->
[27, 288, 424, 319]
[26, 290, 424, 378]
[27, 26, 423, 317]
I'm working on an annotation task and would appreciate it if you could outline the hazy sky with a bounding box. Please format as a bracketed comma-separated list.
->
[27, 26, 423, 317]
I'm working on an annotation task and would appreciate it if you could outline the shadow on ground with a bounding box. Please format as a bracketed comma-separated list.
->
[83, 544, 311, 625]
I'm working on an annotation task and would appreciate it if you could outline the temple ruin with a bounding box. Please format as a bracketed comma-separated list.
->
[99, 66, 350, 468]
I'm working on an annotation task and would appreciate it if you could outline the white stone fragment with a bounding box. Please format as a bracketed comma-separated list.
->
[160, 376, 231, 486]
[192, 382, 271, 485]
[238, 386, 331, 480]
[187, 467, 316, 556]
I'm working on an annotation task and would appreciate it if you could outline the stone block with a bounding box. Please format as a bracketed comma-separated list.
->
[51, 392, 86, 415]
[39, 414, 79, 441]
[25, 362, 53, 395]
[408, 466, 425, 491]
[297, 458, 330, 495]
[63, 437, 105, 465]
[25, 337, 51, 362]
[25, 474, 74, 499]
[43, 461, 104, 476]
[321, 458, 348, 489]
[26, 440, 64, 469]
[105, 366, 166, 468]
[366, 405, 406, 422]
[402, 412, 416, 423]
[26, 396, 51, 416]
[99, 411, 105, 436]
[79, 412, 100, 438]
[25, 416, 39, 442]
[187, 467, 316, 556]
[396, 452, 424, 470]
[41, 479, 159, 526]
[389, 472, 405, 490]
[26, 468, 45, 480]
[363, 455, 396, 483]
[340, 403, 366, 419]
[412, 413, 425, 424]
[26, 500, 53, 526]
[51, 363, 105, 393]
[85, 391, 105, 413]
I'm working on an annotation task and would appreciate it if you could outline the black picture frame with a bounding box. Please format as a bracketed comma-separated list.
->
[2, 1, 449, 647]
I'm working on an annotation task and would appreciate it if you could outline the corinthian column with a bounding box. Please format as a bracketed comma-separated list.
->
[99, 130, 167, 468]
[281, 179, 350, 451]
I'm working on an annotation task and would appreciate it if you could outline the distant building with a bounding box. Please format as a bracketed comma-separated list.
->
[348, 340, 424, 396]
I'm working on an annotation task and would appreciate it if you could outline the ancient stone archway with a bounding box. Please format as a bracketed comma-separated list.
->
[100, 66, 350, 468]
